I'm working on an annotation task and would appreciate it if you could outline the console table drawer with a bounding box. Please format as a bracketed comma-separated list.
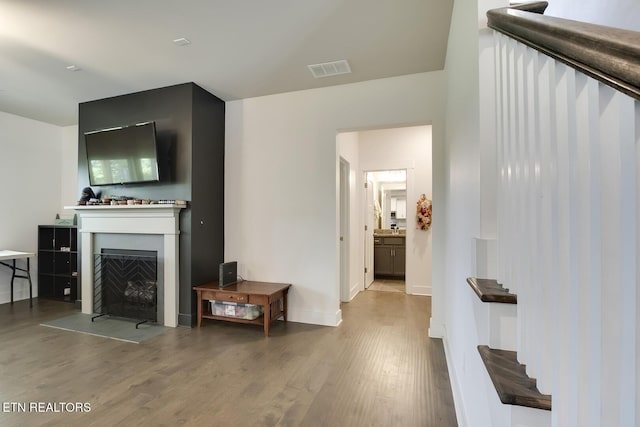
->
[214, 291, 248, 303]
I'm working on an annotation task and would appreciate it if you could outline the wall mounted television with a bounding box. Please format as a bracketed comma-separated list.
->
[85, 121, 160, 186]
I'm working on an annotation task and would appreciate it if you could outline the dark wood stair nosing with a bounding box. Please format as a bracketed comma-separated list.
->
[467, 277, 517, 304]
[478, 345, 552, 411]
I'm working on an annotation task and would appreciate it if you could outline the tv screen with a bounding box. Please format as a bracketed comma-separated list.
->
[85, 121, 160, 186]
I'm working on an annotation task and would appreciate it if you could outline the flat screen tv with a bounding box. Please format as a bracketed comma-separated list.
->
[85, 121, 160, 186]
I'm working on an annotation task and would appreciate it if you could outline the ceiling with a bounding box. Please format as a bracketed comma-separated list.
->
[0, 0, 453, 126]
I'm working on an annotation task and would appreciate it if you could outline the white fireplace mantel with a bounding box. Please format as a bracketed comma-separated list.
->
[65, 204, 185, 327]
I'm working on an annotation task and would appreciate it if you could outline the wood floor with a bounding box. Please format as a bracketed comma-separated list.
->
[0, 292, 457, 427]
[367, 279, 405, 293]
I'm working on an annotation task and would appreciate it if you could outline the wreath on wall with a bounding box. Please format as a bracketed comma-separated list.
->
[416, 194, 432, 231]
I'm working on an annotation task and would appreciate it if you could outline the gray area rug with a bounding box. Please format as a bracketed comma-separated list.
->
[40, 312, 169, 344]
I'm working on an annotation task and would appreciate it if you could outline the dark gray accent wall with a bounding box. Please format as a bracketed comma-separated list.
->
[189, 84, 226, 320]
[77, 82, 225, 326]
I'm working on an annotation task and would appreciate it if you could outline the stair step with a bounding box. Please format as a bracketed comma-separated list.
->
[467, 277, 517, 304]
[478, 345, 551, 411]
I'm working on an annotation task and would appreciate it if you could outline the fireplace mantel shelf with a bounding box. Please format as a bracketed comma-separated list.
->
[66, 204, 186, 210]
[66, 204, 185, 327]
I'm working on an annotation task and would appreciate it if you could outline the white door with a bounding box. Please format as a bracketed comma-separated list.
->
[364, 176, 374, 288]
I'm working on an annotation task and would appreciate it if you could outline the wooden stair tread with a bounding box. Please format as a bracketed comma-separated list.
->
[467, 277, 517, 304]
[478, 345, 551, 411]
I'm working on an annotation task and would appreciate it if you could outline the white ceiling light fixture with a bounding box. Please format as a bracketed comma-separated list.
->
[307, 59, 351, 78]
[65, 65, 81, 71]
[173, 37, 191, 46]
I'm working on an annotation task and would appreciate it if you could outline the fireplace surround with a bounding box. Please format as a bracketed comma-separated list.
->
[67, 204, 185, 327]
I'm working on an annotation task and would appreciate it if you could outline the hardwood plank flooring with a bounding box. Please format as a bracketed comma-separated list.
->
[0, 293, 457, 427]
[367, 279, 405, 293]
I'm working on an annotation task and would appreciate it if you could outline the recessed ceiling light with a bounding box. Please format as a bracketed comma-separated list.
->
[173, 38, 191, 46]
[66, 65, 81, 72]
[308, 59, 351, 78]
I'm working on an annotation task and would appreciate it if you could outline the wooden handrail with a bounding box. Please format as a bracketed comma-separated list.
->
[487, 2, 640, 101]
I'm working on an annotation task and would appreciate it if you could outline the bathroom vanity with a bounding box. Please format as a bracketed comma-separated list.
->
[373, 232, 406, 278]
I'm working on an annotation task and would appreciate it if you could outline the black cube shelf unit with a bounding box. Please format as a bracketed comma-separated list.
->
[38, 225, 78, 302]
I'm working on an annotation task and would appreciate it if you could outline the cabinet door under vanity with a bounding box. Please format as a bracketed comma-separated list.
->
[373, 235, 406, 279]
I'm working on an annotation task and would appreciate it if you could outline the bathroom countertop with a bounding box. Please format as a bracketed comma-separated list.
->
[373, 229, 406, 237]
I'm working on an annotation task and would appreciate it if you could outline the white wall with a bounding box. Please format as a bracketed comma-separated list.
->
[225, 72, 446, 327]
[545, 0, 640, 32]
[441, 0, 511, 424]
[0, 111, 68, 303]
[60, 125, 79, 211]
[358, 126, 433, 295]
[442, 0, 484, 424]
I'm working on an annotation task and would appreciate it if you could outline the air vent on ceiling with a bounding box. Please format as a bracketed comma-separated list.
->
[307, 59, 351, 78]
[173, 37, 191, 46]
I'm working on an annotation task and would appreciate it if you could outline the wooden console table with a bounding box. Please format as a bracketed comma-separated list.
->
[193, 281, 291, 337]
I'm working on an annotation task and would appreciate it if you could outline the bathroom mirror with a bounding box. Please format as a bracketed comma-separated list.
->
[366, 170, 407, 230]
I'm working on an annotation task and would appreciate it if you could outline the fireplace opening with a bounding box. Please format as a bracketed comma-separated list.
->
[93, 249, 158, 328]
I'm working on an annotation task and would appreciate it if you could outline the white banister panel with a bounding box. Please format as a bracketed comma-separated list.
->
[495, 31, 506, 290]
[635, 101, 640, 426]
[598, 87, 629, 427]
[493, 29, 639, 427]
[620, 99, 638, 427]
[499, 34, 509, 291]
[514, 40, 528, 365]
[525, 44, 535, 369]
[551, 62, 579, 427]
[602, 88, 637, 426]
[536, 50, 555, 396]
[575, 75, 603, 426]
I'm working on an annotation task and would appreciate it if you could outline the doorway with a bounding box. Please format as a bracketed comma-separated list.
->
[364, 170, 406, 293]
[336, 124, 434, 305]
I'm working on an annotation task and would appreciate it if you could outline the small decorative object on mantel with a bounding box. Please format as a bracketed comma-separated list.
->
[416, 194, 432, 231]
[54, 213, 77, 226]
[78, 187, 102, 205]
[79, 187, 95, 202]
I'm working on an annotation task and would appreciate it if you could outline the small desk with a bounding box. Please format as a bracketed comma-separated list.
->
[193, 281, 291, 337]
[0, 250, 34, 307]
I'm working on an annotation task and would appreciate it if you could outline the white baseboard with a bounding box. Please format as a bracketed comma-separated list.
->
[410, 283, 432, 296]
[442, 332, 468, 427]
[288, 307, 342, 327]
[349, 282, 360, 301]
[0, 287, 35, 305]
[428, 317, 445, 338]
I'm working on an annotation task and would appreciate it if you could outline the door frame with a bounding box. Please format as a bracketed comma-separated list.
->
[339, 157, 350, 302]
[363, 174, 374, 288]
[363, 169, 407, 293]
